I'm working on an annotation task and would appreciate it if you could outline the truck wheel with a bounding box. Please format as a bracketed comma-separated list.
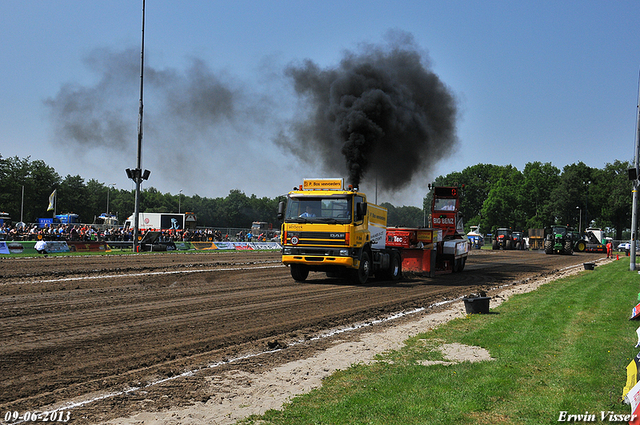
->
[575, 241, 586, 252]
[389, 252, 402, 280]
[453, 257, 466, 273]
[492, 240, 498, 250]
[506, 239, 513, 250]
[350, 251, 371, 284]
[290, 265, 309, 282]
[380, 251, 402, 281]
[451, 258, 460, 273]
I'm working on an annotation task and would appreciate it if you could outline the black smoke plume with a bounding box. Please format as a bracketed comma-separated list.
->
[43, 47, 260, 169]
[279, 31, 458, 190]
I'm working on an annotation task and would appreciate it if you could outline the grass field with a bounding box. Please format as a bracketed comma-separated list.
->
[241, 258, 640, 424]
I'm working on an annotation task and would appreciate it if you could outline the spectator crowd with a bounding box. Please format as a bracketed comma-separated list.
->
[0, 223, 276, 243]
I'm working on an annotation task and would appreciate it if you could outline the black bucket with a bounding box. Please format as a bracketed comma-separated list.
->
[463, 296, 491, 314]
[583, 262, 595, 270]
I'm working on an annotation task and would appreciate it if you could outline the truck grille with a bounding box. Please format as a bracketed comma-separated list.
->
[287, 231, 346, 246]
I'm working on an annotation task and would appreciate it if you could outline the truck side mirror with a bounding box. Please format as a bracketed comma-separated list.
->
[277, 201, 285, 220]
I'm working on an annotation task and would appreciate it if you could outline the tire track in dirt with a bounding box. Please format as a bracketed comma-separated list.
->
[0, 249, 594, 422]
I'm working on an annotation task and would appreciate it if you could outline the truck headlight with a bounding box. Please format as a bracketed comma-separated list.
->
[339, 249, 349, 256]
[283, 248, 292, 255]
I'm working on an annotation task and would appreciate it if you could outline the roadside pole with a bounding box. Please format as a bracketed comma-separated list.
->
[633, 182, 638, 271]
[631, 71, 640, 271]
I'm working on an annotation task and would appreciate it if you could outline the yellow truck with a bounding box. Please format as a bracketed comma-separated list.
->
[277, 179, 470, 284]
[277, 178, 402, 284]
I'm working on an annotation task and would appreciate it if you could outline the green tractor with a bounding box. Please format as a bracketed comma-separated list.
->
[544, 225, 574, 255]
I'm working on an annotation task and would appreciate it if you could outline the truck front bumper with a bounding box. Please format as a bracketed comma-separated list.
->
[282, 246, 356, 269]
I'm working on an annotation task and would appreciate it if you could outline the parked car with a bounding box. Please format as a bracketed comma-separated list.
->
[617, 241, 640, 252]
[618, 242, 630, 251]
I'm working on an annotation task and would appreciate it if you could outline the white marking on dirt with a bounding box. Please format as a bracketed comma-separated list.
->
[9, 264, 283, 285]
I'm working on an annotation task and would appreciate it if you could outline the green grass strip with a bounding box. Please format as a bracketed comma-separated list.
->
[241, 259, 640, 424]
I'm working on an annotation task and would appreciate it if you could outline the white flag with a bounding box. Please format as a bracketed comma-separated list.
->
[47, 190, 56, 211]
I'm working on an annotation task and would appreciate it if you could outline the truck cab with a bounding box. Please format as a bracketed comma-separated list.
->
[251, 221, 275, 240]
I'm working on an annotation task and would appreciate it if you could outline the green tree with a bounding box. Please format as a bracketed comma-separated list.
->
[382, 203, 423, 227]
[142, 187, 172, 213]
[479, 165, 524, 233]
[58, 175, 87, 218]
[224, 189, 251, 227]
[1, 155, 636, 236]
[27, 159, 62, 220]
[0, 155, 32, 221]
[591, 160, 632, 239]
[548, 162, 593, 229]
[456, 164, 503, 231]
[521, 162, 560, 230]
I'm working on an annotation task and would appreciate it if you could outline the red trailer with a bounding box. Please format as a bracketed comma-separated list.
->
[385, 186, 470, 277]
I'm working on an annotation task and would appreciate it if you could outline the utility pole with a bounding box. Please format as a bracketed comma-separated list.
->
[631, 71, 640, 271]
[20, 185, 24, 224]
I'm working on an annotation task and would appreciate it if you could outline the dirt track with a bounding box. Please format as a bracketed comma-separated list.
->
[0, 249, 597, 424]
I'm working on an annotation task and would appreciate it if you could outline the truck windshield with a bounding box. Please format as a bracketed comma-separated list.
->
[285, 197, 352, 223]
[433, 199, 456, 211]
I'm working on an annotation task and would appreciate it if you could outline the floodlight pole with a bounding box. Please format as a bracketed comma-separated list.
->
[631, 70, 640, 271]
[132, 0, 146, 253]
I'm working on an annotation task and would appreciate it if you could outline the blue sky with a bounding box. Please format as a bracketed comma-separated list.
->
[1, 1, 639, 208]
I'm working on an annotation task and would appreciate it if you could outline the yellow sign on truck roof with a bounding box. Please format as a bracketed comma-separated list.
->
[303, 178, 344, 190]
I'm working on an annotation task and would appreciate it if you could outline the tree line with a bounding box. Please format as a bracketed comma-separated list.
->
[0, 155, 634, 237]
[426, 160, 633, 239]
[0, 155, 284, 229]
